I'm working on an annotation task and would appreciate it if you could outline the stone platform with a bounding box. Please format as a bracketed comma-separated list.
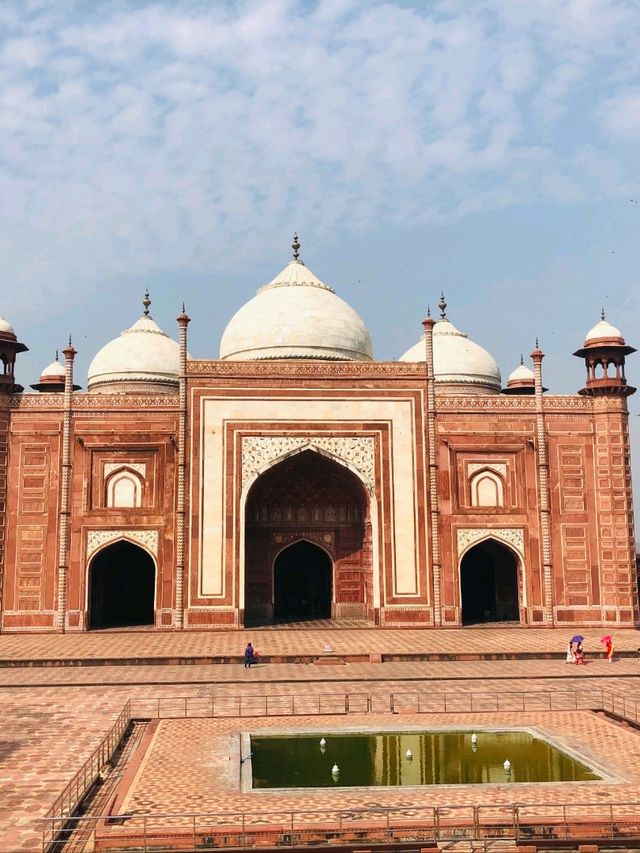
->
[3, 624, 640, 853]
[0, 624, 638, 667]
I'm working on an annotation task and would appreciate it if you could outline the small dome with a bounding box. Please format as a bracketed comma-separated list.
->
[507, 362, 534, 384]
[220, 239, 373, 361]
[399, 315, 501, 393]
[584, 318, 624, 345]
[501, 358, 537, 395]
[88, 294, 180, 393]
[31, 353, 81, 392]
[40, 357, 64, 381]
[0, 315, 15, 335]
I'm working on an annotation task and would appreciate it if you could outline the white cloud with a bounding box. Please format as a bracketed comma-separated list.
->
[0, 0, 639, 311]
[598, 91, 640, 140]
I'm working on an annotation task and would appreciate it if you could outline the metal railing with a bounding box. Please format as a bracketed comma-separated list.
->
[41, 686, 640, 852]
[43, 801, 640, 852]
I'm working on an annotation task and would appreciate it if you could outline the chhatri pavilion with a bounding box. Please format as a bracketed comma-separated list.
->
[0, 236, 636, 631]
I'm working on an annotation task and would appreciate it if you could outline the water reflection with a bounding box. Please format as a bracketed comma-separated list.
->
[250, 731, 601, 788]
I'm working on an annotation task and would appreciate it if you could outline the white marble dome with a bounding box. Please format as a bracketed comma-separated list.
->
[585, 318, 624, 344]
[40, 357, 64, 381]
[0, 315, 15, 334]
[88, 297, 180, 393]
[399, 316, 501, 393]
[507, 362, 534, 384]
[220, 249, 373, 362]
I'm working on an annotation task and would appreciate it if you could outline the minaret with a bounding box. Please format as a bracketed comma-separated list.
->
[574, 312, 637, 625]
[0, 316, 27, 632]
[531, 340, 553, 625]
[54, 337, 77, 632]
[423, 305, 441, 626]
[175, 305, 190, 629]
[573, 309, 636, 397]
[0, 315, 28, 394]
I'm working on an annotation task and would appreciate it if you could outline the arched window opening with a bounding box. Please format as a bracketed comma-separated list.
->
[106, 469, 143, 508]
[470, 470, 504, 507]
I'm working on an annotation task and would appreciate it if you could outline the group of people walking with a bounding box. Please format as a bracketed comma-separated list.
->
[565, 634, 614, 665]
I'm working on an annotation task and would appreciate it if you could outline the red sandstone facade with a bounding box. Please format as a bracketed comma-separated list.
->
[0, 334, 637, 631]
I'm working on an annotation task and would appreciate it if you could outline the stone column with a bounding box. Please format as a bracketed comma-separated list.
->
[175, 308, 190, 629]
[531, 343, 553, 625]
[0, 400, 9, 631]
[54, 338, 76, 632]
[423, 312, 441, 626]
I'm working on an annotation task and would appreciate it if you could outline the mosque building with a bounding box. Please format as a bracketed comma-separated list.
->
[0, 236, 637, 632]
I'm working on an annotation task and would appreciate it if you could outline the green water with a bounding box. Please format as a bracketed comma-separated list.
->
[250, 731, 602, 788]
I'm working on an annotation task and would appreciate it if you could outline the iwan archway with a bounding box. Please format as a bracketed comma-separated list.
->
[88, 540, 156, 630]
[460, 538, 519, 625]
[243, 449, 372, 626]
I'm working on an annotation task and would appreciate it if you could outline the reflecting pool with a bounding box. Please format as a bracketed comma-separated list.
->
[250, 730, 602, 788]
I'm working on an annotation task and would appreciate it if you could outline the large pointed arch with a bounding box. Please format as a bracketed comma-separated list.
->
[241, 447, 376, 626]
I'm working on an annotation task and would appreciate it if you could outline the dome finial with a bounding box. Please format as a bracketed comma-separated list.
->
[55, 349, 59, 361]
[439, 291, 447, 319]
[601, 306, 606, 321]
[291, 232, 300, 261]
[520, 353, 524, 365]
[143, 289, 151, 317]
[427, 305, 431, 317]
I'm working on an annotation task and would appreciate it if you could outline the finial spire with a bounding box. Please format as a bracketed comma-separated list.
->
[68, 334, 72, 346]
[438, 291, 447, 319]
[291, 232, 300, 261]
[182, 302, 185, 313]
[143, 289, 151, 316]
[535, 337, 539, 348]
[520, 353, 524, 365]
[601, 307, 605, 321]
[427, 305, 431, 317]
[55, 349, 59, 362]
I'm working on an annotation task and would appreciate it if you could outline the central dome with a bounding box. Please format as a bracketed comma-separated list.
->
[219, 238, 373, 362]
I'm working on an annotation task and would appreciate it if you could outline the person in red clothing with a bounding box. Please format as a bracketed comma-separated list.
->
[604, 637, 614, 663]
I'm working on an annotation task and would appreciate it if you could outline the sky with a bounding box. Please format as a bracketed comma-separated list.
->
[1, 0, 640, 515]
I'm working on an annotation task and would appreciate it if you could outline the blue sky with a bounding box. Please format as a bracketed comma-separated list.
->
[1, 0, 640, 515]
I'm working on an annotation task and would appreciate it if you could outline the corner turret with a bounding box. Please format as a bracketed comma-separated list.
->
[573, 311, 636, 397]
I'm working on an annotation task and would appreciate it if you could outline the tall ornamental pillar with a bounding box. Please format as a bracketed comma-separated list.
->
[54, 337, 76, 632]
[175, 307, 190, 629]
[531, 341, 553, 625]
[423, 308, 442, 626]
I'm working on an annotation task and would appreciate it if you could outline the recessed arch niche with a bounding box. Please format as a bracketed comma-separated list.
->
[87, 539, 156, 629]
[243, 448, 371, 626]
[459, 537, 520, 625]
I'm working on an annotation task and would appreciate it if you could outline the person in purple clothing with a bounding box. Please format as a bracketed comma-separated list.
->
[244, 642, 255, 668]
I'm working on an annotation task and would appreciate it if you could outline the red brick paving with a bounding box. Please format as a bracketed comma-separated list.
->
[1, 625, 639, 852]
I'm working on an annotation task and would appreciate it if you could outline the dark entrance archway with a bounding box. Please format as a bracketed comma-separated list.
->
[88, 540, 155, 629]
[274, 540, 332, 622]
[460, 539, 519, 625]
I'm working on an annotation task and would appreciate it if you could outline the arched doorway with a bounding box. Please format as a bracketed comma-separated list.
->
[88, 540, 155, 629]
[460, 539, 519, 625]
[244, 449, 371, 626]
[274, 540, 332, 622]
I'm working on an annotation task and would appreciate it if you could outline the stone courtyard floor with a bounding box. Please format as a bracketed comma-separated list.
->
[2, 625, 640, 852]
